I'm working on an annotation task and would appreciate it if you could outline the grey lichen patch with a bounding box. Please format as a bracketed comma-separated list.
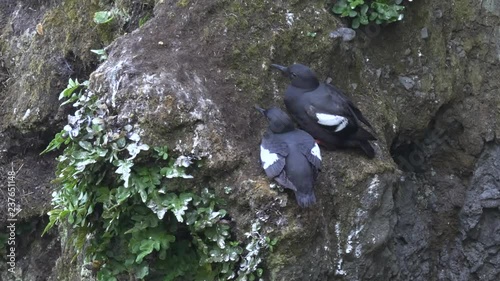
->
[89, 50, 238, 174]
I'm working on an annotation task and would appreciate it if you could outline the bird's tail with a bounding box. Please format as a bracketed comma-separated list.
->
[353, 126, 377, 141]
[358, 140, 375, 159]
[295, 191, 317, 208]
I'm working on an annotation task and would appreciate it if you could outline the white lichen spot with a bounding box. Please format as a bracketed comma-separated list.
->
[335, 222, 346, 275]
[175, 155, 192, 167]
[109, 64, 125, 108]
[355, 244, 363, 258]
[22, 109, 31, 121]
[285, 12, 294, 26]
[367, 175, 380, 199]
[346, 224, 364, 255]
[190, 123, 205, 154]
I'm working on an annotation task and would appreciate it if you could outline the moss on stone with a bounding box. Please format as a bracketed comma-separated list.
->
[222, 0, 339, 108]
[177, 0, 190, 8]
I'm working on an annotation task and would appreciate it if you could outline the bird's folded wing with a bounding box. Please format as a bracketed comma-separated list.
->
[260, 142, 288, 178]
[298, 142, 322, 171]
[305, 102, 353, 132]
[274, 170, 298, 191]
[292, 130, 322, 170]
[326, 84, 374, 129]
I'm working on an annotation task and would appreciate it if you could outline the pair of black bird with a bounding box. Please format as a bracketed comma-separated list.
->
[257, 64, 376, 207]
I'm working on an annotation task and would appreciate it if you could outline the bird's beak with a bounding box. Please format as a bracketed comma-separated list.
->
[254, 105, 266, 116]
[270, 64, 289, 77]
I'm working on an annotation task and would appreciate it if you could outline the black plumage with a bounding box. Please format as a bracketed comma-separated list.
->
[257, 106, 322, 207]
[271, 63, 377, 158]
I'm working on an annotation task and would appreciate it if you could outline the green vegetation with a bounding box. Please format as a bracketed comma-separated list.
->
[93, 7, 131, 26]
[90, 49, 108, 61]
[177, 0, 190, 8]
[93, 11, 114, 24]
[331, 0, 405, 29]
[42, 80, 274, 280]
[139, 14, 151, 28]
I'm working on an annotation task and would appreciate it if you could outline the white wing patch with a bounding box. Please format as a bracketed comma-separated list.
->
[310, 143, 322, 161]
[316, 113, 348, 132]
[260, 146, 279, 169]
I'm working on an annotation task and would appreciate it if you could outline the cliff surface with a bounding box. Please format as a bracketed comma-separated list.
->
[0, 0, 499, 280]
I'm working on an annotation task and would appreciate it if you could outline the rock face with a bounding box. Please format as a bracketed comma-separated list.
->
[0, 0, 499, 280]
[448, 145, 500, 281]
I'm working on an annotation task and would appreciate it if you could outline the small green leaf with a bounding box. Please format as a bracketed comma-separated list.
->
[91, 49, 108, 61]
[352, 17, 360, 29]
[332, 4, 346, 15]
[256, 268, 263, 277]
[116, 186, 132, 203]
[126, 143, 149, 159]
[40, 131, 66, 154]
[164, 193, 193, 222]
[115, 160, 133, 187]
[75, 158, 97, 172]
[139, 14, 151, 27]
[90, 49, 106, 55]
[116, 137, 126, 148]
[78, 141, 93, 151]
[94, 11, 114, 24]
[135, 240, 155, 263]
[349, 0, 364, 9]
[154, 146, 169, 160]
[361, 4, 369, 15]
[360, 15, 369, 25]
[135, 264, 149, 279]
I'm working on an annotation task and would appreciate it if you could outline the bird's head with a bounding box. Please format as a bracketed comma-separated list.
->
[270, 63, 320, 90]
[255, 106, 295, 133]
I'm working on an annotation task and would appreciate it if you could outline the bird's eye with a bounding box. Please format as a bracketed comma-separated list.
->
[290, 72, 297, 78]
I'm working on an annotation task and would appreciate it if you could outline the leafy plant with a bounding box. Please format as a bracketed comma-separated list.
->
[331, 0, 405, 29]
[42, 79, 275, 280]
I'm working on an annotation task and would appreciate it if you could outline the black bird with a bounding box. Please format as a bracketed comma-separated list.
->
[271, 63, 377, 158]
[256, 106, 322, 208]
